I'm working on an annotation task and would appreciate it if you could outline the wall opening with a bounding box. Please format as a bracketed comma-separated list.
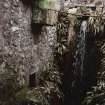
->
[29, 73, 37, 87]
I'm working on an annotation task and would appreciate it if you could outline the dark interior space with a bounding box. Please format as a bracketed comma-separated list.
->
[29, 73, 37, 87]
[58, 19, 104, 105]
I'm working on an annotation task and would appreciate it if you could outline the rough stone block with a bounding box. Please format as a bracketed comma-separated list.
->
[32, 7, 58, 25]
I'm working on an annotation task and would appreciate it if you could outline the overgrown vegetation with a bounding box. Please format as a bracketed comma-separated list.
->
[81, 8, 105, 105]
[15, 59, 62, 105]
[58, 7, 105, 105]
[0, 72, 18, 105]
[56, 11, 70, 56]
[1, 3, 105, 105]
[82, 40, 105, 105]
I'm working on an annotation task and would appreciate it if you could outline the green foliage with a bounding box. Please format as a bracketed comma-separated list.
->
[70, 7, 105, 105]
[16, 59, 62, 105]
[82, 79, 105, 105]
[88, 16, 105, 36]
[82, 19, 105, 105]
[57, 11, 70, 56]
[16, 87, 49, 105]
[39, 0, 55, 9]
[0, 72, 18, 105]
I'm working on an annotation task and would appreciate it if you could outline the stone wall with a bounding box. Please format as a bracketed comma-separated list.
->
[0, 0, 57, 87]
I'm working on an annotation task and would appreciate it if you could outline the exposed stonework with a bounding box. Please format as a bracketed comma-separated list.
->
[0, 0, 57, 87]
[0, 0, 32, 86]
